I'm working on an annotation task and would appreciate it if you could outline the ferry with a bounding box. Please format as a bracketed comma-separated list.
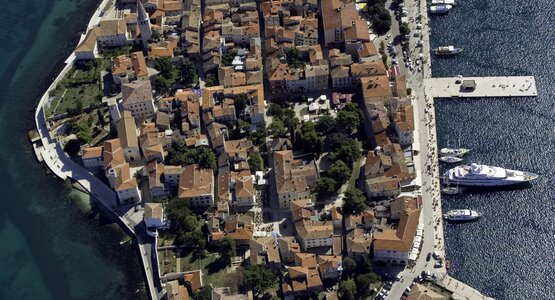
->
[433, 46, 464, 56]
[443, 209, 482, 222]
[445, 163, 538, 187]
[440, 148, 470, 157]
[429, 5, 452, 14]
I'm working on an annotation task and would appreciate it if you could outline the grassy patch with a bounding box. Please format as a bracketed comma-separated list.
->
[179, 250, 243, 292]
[347, 157, 363, 189]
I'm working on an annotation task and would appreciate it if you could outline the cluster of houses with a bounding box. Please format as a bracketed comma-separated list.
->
[72, 0, 427, 298]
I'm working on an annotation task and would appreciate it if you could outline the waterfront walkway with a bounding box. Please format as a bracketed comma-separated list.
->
[427, 76, 537, 98]
[385, 0, 494, 299]
[33, 0, 162, 299]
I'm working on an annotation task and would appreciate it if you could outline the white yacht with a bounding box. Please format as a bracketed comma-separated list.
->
[439, 156, 463, 163]
[445, 163, 538, 187]
[431, 0, 456, 6]
[433, 46, 464, 56]
[440, 148, 470, 157]
[443, 209, 481, 222]
[429, 5, 452, 14]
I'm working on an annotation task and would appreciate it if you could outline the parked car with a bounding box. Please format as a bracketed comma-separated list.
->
[426, 252, 432, 261]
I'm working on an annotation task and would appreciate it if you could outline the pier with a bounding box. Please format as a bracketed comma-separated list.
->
[426, 76, 537, 98]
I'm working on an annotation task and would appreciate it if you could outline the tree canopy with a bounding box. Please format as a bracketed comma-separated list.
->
[284, 48, 305, 69]
[343, 186, 368, 214]
[315, 177, 337, 201]
[179, 60, 198, 88]
[218, 237, 236, 265]
[166, 144, 217, 171]
[338, 279, 356, 300]
[335, 102, 363, 135]
[328, 160, 351, 187]
[244, 265, 277, 295]
[248, 153, 264, 173]
[165, 199, 205, 246]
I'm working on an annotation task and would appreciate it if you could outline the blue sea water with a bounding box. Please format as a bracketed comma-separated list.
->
[430, 0, 555, 298]
[0, 1, 145, 299]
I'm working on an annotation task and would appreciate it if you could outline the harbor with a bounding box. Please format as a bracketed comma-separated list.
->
[426, 76, 537, 98]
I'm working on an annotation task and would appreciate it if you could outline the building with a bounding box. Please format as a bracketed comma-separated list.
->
[137, 0, 152, 48]
[249, 236, 281, 269]
[96, 18, 133, 48]
[317, 255, 342, 281]
[373, 208, 421, 265]
[81, 146, 103, 169]
[116, 111, 141, 162]
[291, 200, 333, 250]
[273, 150, 317, 208]
[144, 202, 168, 236]
[121, 80, 156, 118]
[282, 266, 323, 299]
[178, 164, 214, 208]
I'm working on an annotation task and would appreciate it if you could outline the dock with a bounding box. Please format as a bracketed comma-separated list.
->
[426, 76, 537, 98]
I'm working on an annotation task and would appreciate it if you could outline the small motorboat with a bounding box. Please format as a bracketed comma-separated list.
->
[440, 148, 470, 157]
[439, 156, 463, 163]
[441, 186, 462, 195]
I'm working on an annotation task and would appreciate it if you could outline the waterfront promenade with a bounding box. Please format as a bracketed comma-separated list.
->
[385, 0, 494, 299]
[33, 0, 162, 299]
[428, 76, 537, 98]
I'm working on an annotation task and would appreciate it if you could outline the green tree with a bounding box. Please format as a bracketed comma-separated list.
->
[315, 177, 337, 200]
[267, 103, 284, 118]
[244, 265, 277, 296]
[248, 153, 264, 173]
[180, 60, 198, 88]
[193, 286, 213, 300]
[338, 279, 357, 300]
[300, 121, 322, 154]
[222, 49, 238, 66]
[381, 53, 389, 69]
[356, 273, 381, 298]
[329, 138, 361, 166]
[268, 119, 287, 138]
[152, 75, 172, 94]
[166, 144, 217, 171]
[343, 187, 367, 214]
[281, 108, 299, 134]
[218, 237, 236, 265]
[234, 93, 248, 113]
[165, 199, 205, 246]
[342, 257, 357, 277]
[315, 114, 336, 135]
[284, 47, 305, 69]
[328, 160, 351, 187]
[73, 121, 93, 144]
[335, 102, 363, 135]
[400, 22, 411, 35]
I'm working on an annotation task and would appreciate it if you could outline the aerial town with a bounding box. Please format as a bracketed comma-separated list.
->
[31, 0, 493, 299]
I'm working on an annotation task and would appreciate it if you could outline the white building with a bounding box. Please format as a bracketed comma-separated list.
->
[116, 111, 141, 162]
[81, 146, 103, 169]
[373, 208, 421, 265]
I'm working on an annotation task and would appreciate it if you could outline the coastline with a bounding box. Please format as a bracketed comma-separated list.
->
[416, 0, 493, 298]
[32, 0, 161, 299]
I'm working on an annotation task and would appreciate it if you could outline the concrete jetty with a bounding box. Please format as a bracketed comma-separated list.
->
[427, 76, 537, 98]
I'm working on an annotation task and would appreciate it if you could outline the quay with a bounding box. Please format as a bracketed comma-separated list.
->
[32, 0, 162, 299]
[426, 76, 537, 98]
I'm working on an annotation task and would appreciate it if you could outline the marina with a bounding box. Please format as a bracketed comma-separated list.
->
[426, 76, 538, 98]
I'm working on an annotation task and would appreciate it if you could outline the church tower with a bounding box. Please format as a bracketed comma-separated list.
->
[137, 0, 152, 49]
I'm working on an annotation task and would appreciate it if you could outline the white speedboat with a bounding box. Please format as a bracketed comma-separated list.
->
[445, 163, 538, 187]
[443, 209, 481, 222]
[433, 46, 463, 56]
[429, 5, 452, 14]
[431, 0, 456, 6]
[439, 156, 463, 163]
[441, 186, 462, 195]
[440, 148, 470, 157]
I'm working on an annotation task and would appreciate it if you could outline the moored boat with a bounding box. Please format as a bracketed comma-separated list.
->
[443, 209, 482, 222]
[440, 148, 470, 157]
[445, 163, 538, 187]
[441, 186, 462, 195]
[431, 0, 456, 5]
[429, 5, 452, 14]
[439, 156, 463, 163]
[433, 46, 464, 56]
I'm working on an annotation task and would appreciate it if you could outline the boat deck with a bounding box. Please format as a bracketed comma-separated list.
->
[426, 76, 537, 98]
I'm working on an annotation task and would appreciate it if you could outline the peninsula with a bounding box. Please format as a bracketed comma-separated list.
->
[31, 0, 501, 299]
